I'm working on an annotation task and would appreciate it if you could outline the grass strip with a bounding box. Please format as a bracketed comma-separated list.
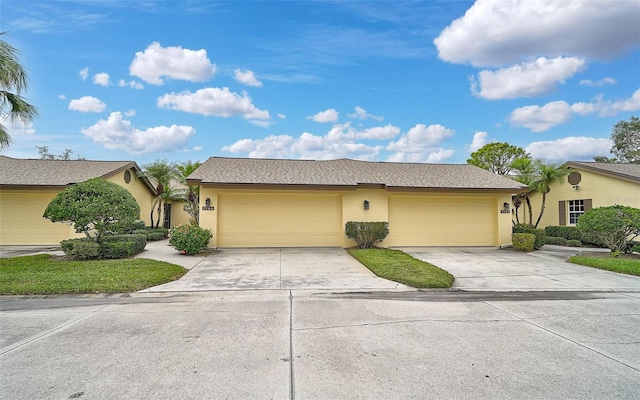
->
[348, 248, 453, 288]
[0, 254, 187, 295]
[569, 255, 640, 276]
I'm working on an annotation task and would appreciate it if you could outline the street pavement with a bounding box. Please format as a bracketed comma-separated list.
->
[2, 242, 640, 399]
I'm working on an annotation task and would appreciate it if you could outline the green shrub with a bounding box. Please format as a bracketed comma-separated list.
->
[512, 233, 535, 252]
[133, 228, 168, 241]
[345, 221, 390, 249]
[513, 224, 546, 249]
[567, 240, 582, 247]
[119, 221, 147, 234]
[60, 239, 100, 260]
[577, 205, 640, 252]
[60, 234, 146, 260]
[545, 236, 568, 246]
[544, 226, 582, 241]
[169, 224, 213, 255]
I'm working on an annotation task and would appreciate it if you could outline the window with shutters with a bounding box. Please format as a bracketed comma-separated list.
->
[568, 200, 585, 225]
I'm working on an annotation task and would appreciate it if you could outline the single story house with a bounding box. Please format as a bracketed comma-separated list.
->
[525, 162, 640, 228]
[0, 156, 185, 245]
[187, 157, 528, 248]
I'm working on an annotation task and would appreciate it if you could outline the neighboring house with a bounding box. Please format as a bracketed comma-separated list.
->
[187, 157, 528, 248]
[526, 162, 640, 229]
[0, 156, 157, 245]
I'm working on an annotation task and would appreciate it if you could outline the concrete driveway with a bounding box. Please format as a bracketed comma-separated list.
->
[402, 246, 640, 291]
[143, 247, 409, 292]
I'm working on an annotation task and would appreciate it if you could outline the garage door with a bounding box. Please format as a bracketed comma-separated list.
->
[217, 193, 342, 247]
[387, 196, 495, 246]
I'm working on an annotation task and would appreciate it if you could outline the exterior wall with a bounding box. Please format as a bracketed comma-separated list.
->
[524, 169, 640, 228]
[167, 200, 192, 228]
[105, 168, 155, 227]
[199, 186, 515, 248]
[0, 189, 80, 245]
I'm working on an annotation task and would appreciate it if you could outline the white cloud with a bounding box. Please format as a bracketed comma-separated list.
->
[510, 88, 640, 131]
[385, 124, 455, 163]
[579, 77, 617, 87]
[472, 57, 586, 100]
[348, 106, 383, 121]
[124, 109, 136, 117]
[79, 67, 89, 81]
[68, 96, 107, 113]
[57, 94, 66, 100]
[157, 87, 270, 121]
[0, 115, 35, 135]
[308, 108, 339, 123]
[223, 135, 295, 159]
[93, 72, 110, 87]
[468, 131, 488, 152]
[233, 69, 263, 87]
[526, 136, 612, 162]
[129, 42, 216, 85]
[277, 113, 286, 119]
[82, 112, 195, 154]
[434, 0, 640, 67]
[192, 146, 203, 151]
[118, 79, 144, 89]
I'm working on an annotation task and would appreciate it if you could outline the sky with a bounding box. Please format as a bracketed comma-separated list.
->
[2, 0, 640, 166]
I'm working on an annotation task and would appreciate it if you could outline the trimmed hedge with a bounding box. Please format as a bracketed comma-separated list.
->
[545, 236, 568, 246]
[567, 240, 582, 247]
[544, 226, 582, 241]
[169, 224, 213, 255]
[512, 233, 535, 252]
[513, 224, 545, 250]
[345, 221, 390, 249]
[60, 234, 147, 260]
[133, 228, 168, 241]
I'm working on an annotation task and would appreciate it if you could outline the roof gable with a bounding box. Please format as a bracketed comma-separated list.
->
[0, 156, 155, 194]
[565, 162, 640, 184]
[188, 157, 528, 191]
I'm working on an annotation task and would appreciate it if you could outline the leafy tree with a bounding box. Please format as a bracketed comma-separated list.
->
[0, 32, 38, 150]
[467, 142, 530, 175]
[139, 159, 180, 228]
[594, 116, 640, 163]
[43, 178, 140, 242]
[511, 157, 537, 225]
[530, 162, 570, 228]
[176, 160, 202, 225]
[37, 145, 85, 160]
[577, 205, 640, 253]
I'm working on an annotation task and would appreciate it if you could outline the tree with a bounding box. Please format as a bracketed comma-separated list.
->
[577, 205, 640, 253]
[529, 162, 569, 228]
[176, 160, 202, 225]
[139, 159, 180, 228]
[43, 178, 140, 242]
[594, 116, 640, 163]
[0, 32, 38, 150]
[37, 145, 85, 160]
[467, 142, 530, 175]
[511, 157, 537, 225]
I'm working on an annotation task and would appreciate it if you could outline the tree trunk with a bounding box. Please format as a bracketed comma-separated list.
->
[534, 192, 547, 228]
[155, 200, 162, 229]
[526, 195, 533, 225]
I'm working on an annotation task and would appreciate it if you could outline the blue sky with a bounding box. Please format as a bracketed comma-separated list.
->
[2, 0, 639, 165]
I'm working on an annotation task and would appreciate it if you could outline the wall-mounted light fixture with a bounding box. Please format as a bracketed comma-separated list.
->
[202, 197, 215, 211]
[363, 200, 370, 210]
[501, 202, 510, 214]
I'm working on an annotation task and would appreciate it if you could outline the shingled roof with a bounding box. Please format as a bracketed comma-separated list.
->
[0, 156, 154, 192]
[188, 157, 528, 191]
[566, 161, 640, 184]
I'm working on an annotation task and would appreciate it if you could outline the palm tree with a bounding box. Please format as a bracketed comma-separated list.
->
[139, 160, 179, 228]
[176, 160, 202, 225]
[1, 32, 38, 150]
[511, 157, 537, 225]
[531, 162, 570, 228]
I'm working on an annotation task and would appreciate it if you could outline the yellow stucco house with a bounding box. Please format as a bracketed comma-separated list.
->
[0, 156, 160, 245]
[187, 157, 528, 248]
[525, 162, 640, 228]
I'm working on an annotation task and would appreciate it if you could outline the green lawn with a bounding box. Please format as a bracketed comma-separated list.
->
[569, 255, 640, 276]
[0, 254, 187, 295]
[348, 248, 454, 288]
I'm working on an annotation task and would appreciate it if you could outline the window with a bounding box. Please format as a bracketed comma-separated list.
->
[568, 200, 585, 225]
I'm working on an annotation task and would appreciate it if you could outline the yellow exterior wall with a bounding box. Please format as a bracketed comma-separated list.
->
[0, 189, 80, 245]
[105, 168, 155, 226]
[198, 186, 515, 248]
[524, 169, 639, 228]
[167, 200, 192, 227]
